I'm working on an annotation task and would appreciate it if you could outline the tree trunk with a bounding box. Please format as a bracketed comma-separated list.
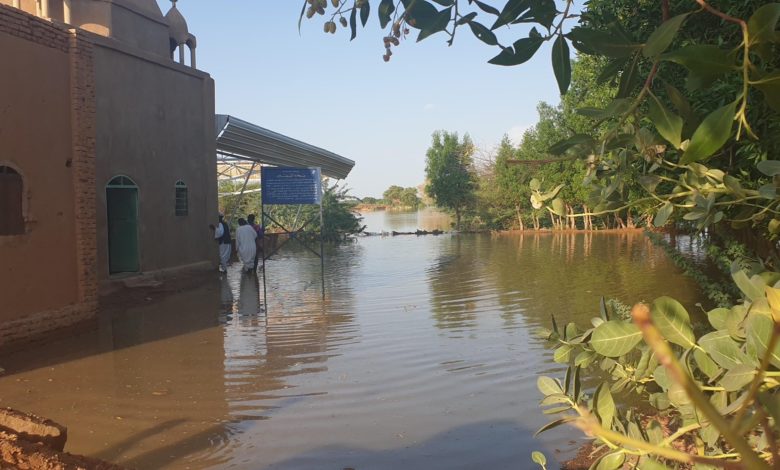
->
[455, 208, 461, 231]
[583, 205, 591, 231]
[515, 206, 525, 230]
[516, 206, 525, 231]
[614, 214, 625, 229]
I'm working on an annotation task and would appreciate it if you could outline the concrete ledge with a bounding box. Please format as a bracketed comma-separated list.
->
[99, 260, 215, 296]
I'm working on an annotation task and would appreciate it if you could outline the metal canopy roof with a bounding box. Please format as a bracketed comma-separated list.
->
[215, 114, 355, 180]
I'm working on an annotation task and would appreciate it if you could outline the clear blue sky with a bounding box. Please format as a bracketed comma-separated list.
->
[161, 1, 562, 198]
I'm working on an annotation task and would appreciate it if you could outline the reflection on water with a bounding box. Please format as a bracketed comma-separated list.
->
[0, 230, 702, 469]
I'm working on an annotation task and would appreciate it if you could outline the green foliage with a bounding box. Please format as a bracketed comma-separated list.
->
[424, 131, 477, 229]
[381, 185, 421, 209]
[264, 182, 365, 243]
[535, 265, 780, 468]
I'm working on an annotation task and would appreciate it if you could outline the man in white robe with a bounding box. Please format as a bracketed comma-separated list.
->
[235, 218, 257, 274]
[213, 214, 231, 272]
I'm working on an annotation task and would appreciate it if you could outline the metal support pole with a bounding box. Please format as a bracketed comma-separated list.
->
[261, 197, 267, 314]
[228, 162, 256, 220]
[320, 198, 325, 300]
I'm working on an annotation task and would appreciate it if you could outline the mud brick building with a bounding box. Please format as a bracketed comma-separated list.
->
[0, 0, 217, 347]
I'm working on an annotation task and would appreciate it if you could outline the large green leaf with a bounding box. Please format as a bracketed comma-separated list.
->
[748, 3, 780, 45]
[596, 452, 626, 470]
[680, 101, 736, 164]
[551, 198, 566, 217]
[566, 27, 641, 58]
[489, 33, 543, 66]
[650, 296, 695, 349]
[731, 262, 764, 301]
[537, 376, 563, 396]
[467, 21, 498, 46]
[551, 34, 571, 95]
[574, 350, 596, 367]
[648, 93, 683, 148]
[662, 45, 736, 90]
[643, 13, 689, 58]
[699, 330, 745, 370]
[707, 307, 730, 330]
[473, 0, 499, 16]
[591, 321, 643, 357]
[594, 383, 615, 429]
[616, 53, 641, 98]
[653, 202, 674, 227]
[403, 0, 439, 30]
[758, 160, 780, 177]
[534, 416, 576, 436]
[664, 82, 695, 123]
[693, 348, 720, 380]
[378, 0, 395, 28]
[417, 7, 451, 41]
[548, 134, 593, 155]
[753, 71, 780, 113]
[554, 344, 574, 363]
[719, 364, 756, 391]
[531, 451, 547, 467]
[747, 314, 780, 368]
[491, 0, 529, 30]
[360, 1, 370, 27]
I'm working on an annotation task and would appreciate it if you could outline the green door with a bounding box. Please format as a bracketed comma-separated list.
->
[107, 179, 140, 274]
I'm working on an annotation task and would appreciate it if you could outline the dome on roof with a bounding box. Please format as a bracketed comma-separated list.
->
[165, 1, 189, 44]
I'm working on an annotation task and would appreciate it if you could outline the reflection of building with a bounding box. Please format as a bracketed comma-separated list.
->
[0, 0, 216, 346]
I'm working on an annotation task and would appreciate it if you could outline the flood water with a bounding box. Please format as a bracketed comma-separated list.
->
[0, 211, 702, 469]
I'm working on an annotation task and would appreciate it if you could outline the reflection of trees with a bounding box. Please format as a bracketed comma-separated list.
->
[427, 232, 703, 333]
[427, 236, 484, 331]
[485, 232, 703, 331]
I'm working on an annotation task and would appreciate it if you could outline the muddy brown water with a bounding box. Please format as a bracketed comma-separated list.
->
[0, 211, 702, 469]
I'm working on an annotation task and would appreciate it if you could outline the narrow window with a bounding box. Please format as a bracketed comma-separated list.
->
[175, 180, 188, 216]
[0, 166, 24, 235]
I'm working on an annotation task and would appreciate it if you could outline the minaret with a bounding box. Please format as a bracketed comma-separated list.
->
[165, 0, 197, 67]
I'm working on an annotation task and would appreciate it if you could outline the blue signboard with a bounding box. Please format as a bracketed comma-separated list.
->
[261, 167, 322, 205]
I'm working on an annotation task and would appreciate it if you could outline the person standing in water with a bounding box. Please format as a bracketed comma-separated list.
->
[211, 213, 232, 273]
[247, 214, 264, 271]
[235, 218, 257, 274]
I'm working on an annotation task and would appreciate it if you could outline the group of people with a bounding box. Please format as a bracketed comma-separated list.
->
[211, 213, 264, 274]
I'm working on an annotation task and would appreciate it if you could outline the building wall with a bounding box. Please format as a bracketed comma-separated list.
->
[69, 0, 170, 58]
[0, 4, 97, 345]
[92, 36, 217, 279]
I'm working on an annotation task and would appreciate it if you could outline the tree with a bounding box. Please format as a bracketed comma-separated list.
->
[399, 187, 420, 208]
[492, 135, 528, 229]
[382, 185, 404, 204]
[424, 131, 476, 230]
